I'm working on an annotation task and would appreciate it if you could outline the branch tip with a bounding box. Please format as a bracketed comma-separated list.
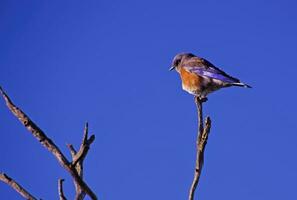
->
[0, 86, 10, 103]
[58, 178, 67, 200]
[89, 135, 95, 143]
[0, 172, 37, 200]
[67, 143, 77, 158]
[82, 123, 89, 143]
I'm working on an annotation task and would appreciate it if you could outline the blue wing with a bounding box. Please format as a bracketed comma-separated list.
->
[183, 58, 240, 83]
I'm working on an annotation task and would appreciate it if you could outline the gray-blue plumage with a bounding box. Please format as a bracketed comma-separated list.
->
[184, 66, 239, 83]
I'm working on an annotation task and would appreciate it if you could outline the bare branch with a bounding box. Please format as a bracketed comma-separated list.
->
[189, 97, 212, 200]
[72, 123, 95, 167]
[58, 179, 67, 200]
[0, 87, 98, 200]
[67, 123, 95, 200]
[0, 172, 37, 200]
[67, 144, 77, 158]
[0, 87, 70, 167]
[75, 188, 86, 200]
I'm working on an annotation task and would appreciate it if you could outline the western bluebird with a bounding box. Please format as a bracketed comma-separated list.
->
[170, 53, 251, 100]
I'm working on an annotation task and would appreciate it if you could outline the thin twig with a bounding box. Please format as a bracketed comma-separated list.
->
[188, 97, 212, 200]
[0, 87, 97, 200]
[0, 172, 37, 200]
[67, 144, 77, 158]
[58, 179, 67, 200]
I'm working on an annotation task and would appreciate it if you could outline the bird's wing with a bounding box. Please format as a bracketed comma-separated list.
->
[183, 57, 240, 83]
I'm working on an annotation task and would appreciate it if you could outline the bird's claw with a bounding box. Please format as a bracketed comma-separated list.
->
[200, 97, 208, 103]
[195, 96, 208, 104]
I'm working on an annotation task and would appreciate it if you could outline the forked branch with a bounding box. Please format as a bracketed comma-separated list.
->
[67, 122, 95, 200]
[0, 86, 97, 200]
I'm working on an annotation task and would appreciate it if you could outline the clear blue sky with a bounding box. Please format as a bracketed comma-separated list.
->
[0, 0, 296, 199]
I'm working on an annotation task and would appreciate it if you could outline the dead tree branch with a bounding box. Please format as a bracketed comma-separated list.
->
[67, 122, 95, 200]
[0, 172, 37, 200]
[188, 97, 212, 200]
[0, 86, 97, 200]
[58, 179, 67, 200]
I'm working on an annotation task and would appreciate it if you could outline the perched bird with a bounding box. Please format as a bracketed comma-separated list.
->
[170, 53, 251, 100]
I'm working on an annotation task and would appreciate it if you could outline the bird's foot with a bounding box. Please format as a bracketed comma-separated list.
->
[195, 96, 208, 104]
[200, 97, 208, 103]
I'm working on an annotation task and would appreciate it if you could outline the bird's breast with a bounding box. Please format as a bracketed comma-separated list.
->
[180, 68, 202, 93]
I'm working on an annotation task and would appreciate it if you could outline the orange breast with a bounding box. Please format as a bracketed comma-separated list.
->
[180, 68, 202, 92]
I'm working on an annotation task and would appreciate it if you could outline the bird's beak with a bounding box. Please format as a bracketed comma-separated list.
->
[169, 66, 175, 71]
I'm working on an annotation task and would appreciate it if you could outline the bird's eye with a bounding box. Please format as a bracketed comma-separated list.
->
[174, 59, 180, 66]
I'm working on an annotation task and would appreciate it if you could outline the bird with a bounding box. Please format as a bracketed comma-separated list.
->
[170, 53, 251, 101]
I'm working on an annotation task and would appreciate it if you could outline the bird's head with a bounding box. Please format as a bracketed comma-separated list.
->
[169, 53, 195, 72]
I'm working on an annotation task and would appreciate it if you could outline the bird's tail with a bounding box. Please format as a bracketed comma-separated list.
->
[232, 82, 252, 88]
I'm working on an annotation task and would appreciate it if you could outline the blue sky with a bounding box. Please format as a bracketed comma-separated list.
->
[0, 0, 296, 199]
